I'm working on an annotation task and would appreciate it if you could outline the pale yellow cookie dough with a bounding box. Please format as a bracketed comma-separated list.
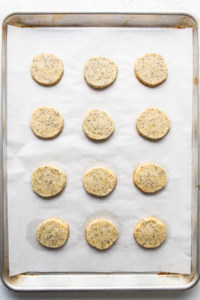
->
[136, 108, 170, 140]
[133, 163, 167, 193]
[84, 57, 118, 89]
[83, 109, 115, 141]
[83, 167, 117, 197]
[31, 53, 64, 86]
[85, 218, 118, 250]
[134, 216, 167, 248]
[32, 165, 67, 197]
[31, 106, 64, 139]
[37, 217, 69, 248]
[134, 53, 168, 87]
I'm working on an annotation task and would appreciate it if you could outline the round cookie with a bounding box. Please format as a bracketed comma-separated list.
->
[30, 53, 64, 86]
[136, 108, 170, 140]
[133, 163, 167, 193]
[134, 53, 168, 87]
[85, 218, 118, 250]
[134, 216, 167, 248]
[83, 167, 117, 197]
[37, 217, 69, 248]
[32, 165, 67, 197]
[31, 106, 64, 139]
[83, 109, 115, 141]
[84, 57, 118, 89]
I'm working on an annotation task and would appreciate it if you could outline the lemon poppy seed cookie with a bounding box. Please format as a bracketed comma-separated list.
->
[31, 53, 64, 86]
[83, 109, 115, 141]
[84, 57, 118, 89]
[134, 216, 167, 248]
[133, 163, 167, 193]
[31, 106, 64, 139]
[83, 167, 117, 197]
[32, 165, 67, 197]
[85, 218, 118, 250]
[134, 53, 168, 87]
[136, 108, 170, 140]
[37, 217, 69, 248]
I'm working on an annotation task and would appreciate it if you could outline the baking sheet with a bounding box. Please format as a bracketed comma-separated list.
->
[7, 25, 192, 276]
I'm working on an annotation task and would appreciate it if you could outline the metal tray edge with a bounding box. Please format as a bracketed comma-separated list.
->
[1, 12, 199, 292]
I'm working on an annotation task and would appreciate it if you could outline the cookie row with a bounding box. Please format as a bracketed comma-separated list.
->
[31, 107, 170, 141]
[31, 53, 168, 88]
[32, 164, 167, 198]
[37, 216, 167, 250]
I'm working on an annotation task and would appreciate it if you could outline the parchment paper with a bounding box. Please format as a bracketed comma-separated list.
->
[7, 25, 192, 276]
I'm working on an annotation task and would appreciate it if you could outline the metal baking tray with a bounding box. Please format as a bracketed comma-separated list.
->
[1, 12, 199, 291]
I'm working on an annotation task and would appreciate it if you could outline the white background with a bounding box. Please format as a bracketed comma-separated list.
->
[1, 0, 200, 299]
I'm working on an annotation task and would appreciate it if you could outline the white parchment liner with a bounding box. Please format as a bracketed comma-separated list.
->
[7, 26, 192, 275]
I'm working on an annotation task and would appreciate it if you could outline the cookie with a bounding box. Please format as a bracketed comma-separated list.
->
[134, 53, 168, 87]
[31, 106, 64, 139]
[84, 57, 118, 89]
[30, 53, 64, 86]
[83, 109, 115, 141]
[136, 108, 170, 140]
[85, 218, 118, 250]
[83, 167, 117, 197]
[37, 217, 69, 248]
[133, 163, 167, 193]
[134, 216, 167, 248]
[32, 165, 67, 197]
